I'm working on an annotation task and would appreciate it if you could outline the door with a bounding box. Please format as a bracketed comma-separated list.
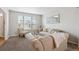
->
[0, 13, 3, 37]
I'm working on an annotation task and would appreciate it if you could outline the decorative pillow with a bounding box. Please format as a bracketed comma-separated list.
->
[39, 32, 50, 36]
[50, 29, 56, 34]
[43, 28, 48, 32]
[25, 33, 35, 40]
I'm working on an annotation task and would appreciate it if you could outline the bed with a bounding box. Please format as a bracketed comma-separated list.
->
[25, 29, 69, 51]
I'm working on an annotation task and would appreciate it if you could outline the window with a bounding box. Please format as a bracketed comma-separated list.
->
[17, 15, 24, 28]
[17, 15, 36, 30]
[24, 16, 32, 30]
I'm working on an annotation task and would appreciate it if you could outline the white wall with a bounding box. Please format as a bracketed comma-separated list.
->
[9, 11, 17, 36]
[42, 8, 79, 39]
[1, 7, 79, 40]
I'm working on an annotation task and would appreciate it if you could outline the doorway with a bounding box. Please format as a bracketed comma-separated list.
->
[0, 8, 5, 47]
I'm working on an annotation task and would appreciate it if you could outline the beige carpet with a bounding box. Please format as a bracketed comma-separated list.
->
[0, 36, 77, 51]
[0, 36, 33, 51]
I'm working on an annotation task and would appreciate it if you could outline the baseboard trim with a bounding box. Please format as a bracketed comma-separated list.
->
[0, 37, 5, 40]
[0, 36, 5, 38]
[9, 34, 18, 37]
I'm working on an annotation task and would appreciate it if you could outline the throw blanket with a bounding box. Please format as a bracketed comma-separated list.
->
[50, 32, 69, 48]
[32, 35, 56, 51]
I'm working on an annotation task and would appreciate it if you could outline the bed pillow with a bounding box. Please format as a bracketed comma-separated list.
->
[50, 29, 65, 34]
[25, 33, 35, 40]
